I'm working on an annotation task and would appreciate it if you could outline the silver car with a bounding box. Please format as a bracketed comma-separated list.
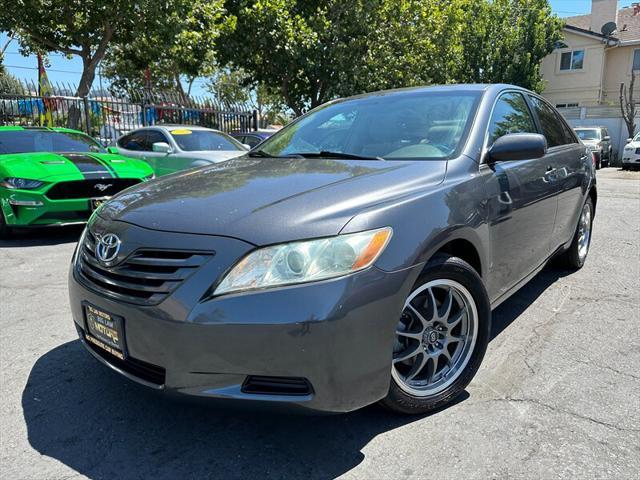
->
[116, 125, 248, 176]
[574, 126, 612, 169]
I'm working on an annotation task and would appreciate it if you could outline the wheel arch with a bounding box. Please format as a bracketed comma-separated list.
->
[417, 228, 487, 279]
[433, 238, 483, 277]
[588, 184, 597, 215]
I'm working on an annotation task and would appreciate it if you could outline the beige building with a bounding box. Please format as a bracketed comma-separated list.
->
[541, 0, 640, 107]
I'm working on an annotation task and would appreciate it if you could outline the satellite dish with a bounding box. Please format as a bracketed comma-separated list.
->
[601, 21, 617, 36]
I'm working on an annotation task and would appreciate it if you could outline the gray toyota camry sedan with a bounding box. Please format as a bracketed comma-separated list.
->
[69, 84, 595, 414]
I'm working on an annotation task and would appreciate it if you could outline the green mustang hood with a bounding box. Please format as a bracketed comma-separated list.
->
[0, 151, 153, 181]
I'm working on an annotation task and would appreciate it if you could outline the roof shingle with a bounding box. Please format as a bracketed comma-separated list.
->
[564, 6, 640, 42]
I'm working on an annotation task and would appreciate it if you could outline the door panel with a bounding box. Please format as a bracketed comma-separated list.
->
[527, 95, 587, 250]
[483, 92, 558, 299]
[549, 146, 588, 248]
[484, 159, 557, 298]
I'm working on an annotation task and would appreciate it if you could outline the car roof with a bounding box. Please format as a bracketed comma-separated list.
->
[324, 83, 534, 108]
[574, 126, 606, 129]
[147, 125, 224, 133]
[0, 125, 86, 134]
[231, 131, 273, 137]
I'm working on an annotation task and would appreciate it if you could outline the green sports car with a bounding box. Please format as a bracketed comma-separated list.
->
[0, 126, 154, 238]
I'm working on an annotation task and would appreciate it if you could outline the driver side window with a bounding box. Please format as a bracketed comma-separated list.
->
[488, 93, 537, 145]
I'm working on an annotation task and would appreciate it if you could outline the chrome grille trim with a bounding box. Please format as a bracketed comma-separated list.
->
[76, 230, 214, 305]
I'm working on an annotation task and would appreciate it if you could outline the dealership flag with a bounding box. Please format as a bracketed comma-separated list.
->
[37, 53, 54, 126]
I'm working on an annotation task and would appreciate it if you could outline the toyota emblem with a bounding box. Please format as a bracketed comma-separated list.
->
[95, 233, 121, 263]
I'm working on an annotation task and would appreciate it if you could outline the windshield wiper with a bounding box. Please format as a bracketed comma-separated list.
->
[289, 151, 384, 161]
[247, 149, 271, 157]
[247, 150, 304, 159]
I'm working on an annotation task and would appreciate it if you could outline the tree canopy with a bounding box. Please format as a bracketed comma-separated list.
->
[219, 0, 563, 114]
[102, 0, 229, 99]
[1, 0, 563, 117]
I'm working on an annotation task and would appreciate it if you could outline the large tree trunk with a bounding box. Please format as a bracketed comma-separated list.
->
[68, 26, 113, 130]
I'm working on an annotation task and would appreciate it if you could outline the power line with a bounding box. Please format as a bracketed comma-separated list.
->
[2, 50, 70, 58]
[2, 64, 83, 74]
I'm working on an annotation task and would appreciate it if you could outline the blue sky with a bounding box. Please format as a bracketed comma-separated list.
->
[0, 1, 633, 97]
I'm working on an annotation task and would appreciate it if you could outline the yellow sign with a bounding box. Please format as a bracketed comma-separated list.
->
[171, 129, 192, 135]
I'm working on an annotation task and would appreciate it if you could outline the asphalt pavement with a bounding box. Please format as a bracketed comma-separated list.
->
[1, 167, 638, 480]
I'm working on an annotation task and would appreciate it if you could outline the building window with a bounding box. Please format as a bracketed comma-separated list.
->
[560, 50, 584, 71]
[633, 49, 640, 71]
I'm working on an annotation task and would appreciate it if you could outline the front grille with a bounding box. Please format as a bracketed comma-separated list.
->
[241, 376, 313, 396]
[77, 230, 214, 305]
[46, 178, 141, 200]
[78, 325, 166, 386]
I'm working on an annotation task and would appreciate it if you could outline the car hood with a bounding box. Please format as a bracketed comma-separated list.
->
[98, 155, 447, 245]
[624, 141, 640, 149]
[0, 151, 152, 180]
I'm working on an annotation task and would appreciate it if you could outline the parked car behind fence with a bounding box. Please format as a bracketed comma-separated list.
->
[116, 126, 248, 176]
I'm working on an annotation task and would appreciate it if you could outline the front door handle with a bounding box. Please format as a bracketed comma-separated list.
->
[544, 166, 557, 183]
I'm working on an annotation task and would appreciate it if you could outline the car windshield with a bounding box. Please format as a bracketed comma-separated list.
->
[0, 129, 106, 154]
[256, 91, 481, 160]
[575, 129, 600, 141]
[170, 129, 244, 152]
[633, 133, 640, 142]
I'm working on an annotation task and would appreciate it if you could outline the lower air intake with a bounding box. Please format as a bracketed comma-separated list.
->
[241, 375, 313, 396]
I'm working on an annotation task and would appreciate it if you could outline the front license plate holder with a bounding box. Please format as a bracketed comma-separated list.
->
[83, 303, 127, 360]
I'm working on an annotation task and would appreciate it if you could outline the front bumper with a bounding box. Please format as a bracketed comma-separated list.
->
[0, 188, 95, 226]
[69, 229, 421, 413]
[622, 152, 640, 166]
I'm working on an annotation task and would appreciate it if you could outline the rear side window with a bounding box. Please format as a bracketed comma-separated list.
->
[528, 96, 576, 147]
[487, 92, 537, 145]
[118, 131, 146, 151]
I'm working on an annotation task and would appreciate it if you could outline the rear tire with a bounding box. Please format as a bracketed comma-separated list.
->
[559, 197, 593, 270]
[380, 255, 490, 415]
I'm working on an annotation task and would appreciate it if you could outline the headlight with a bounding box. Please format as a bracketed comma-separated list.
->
[214, 227, 393, 296]
[0, 177, 45, 189]
[72, 226, 89, 266]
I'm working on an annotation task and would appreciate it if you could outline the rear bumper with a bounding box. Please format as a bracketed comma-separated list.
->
[69, 260, 422, 413]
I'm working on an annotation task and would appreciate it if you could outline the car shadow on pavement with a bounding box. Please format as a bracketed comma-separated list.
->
[490, 264, 571, 341]
[22, 339, 468, 480]
[21, 265, 567, 480]
[0, 225, 84, 248]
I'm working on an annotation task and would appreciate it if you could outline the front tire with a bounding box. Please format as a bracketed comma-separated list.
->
[380, 255, 490, 415]
[559, 197, 593, 269]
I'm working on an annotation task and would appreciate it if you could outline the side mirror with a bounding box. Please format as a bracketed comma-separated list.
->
[603, 135, 610, 141]
[487, 133, 547, 162]
[626, 138, 633, 144]
[106, 146, 119, 154]
[152, 142, 172, 153]
[242, 143, 251, 150]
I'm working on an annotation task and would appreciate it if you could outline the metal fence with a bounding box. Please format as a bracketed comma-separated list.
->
[0, 78, 258, 145]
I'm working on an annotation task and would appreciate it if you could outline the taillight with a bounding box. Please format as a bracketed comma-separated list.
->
[591, 152, 597, 167]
